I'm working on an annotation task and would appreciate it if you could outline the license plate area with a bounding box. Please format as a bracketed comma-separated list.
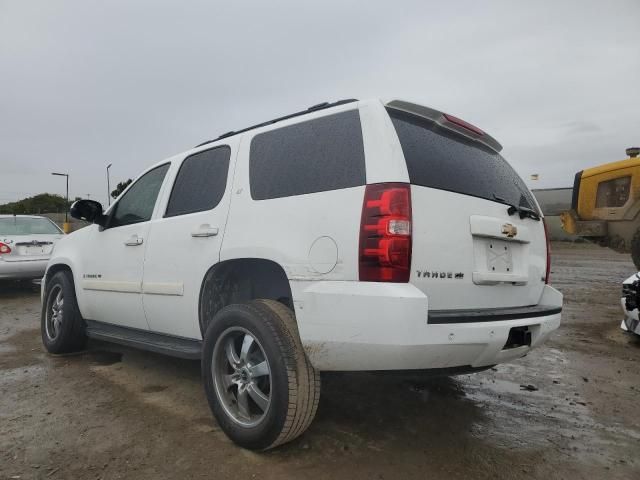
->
[18, 245, 47, 256]
[486, 239, 513, 273]
[503, 326, 532, 350]
[471, 237, 529, 285]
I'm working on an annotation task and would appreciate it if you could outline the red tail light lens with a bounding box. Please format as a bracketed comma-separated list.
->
[443, 113, 484, 136]
[543, 219, 551, 284]
[359, 183, 412, 282]
[0, 242, 11, 255]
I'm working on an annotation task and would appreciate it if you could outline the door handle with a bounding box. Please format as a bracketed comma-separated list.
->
[191, 224, 219, 238]
[124, 235, 144, 246]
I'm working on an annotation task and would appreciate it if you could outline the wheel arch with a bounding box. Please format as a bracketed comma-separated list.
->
[198, 258, 294, 335]
[45, 262, 73, 282]
[43, 261, 85, 314]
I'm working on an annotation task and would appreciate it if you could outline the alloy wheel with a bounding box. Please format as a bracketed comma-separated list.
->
[212, 327, 272, 427]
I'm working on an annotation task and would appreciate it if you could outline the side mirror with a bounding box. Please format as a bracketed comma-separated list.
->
[70, 199, 107, 227]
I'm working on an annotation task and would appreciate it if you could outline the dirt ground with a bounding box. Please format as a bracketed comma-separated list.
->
[1, 242, 639, 480]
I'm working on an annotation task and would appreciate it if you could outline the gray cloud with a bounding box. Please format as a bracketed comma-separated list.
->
[562, 121, 602, 136]
[1, 0, 639, 203]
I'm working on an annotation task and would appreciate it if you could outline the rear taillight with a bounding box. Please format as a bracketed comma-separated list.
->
[0, 242, 11, 255]
[359, 183, 412, 282]
[543, 219, 551, 284]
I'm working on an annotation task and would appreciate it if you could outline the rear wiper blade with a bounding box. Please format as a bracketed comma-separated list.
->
[506, 204, 541, 221]
[491, 194, 541, 221]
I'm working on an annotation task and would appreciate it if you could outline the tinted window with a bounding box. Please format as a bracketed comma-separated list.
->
[596, 176, 631, 208]
[0, 217, 62, 235]
[388, 108, 537, 211]
[109, 164, 169, 228]
[250, 110, 366, 200]
[165, 146, 231, 217]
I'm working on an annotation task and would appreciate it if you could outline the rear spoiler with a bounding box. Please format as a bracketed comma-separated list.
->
[385, 100, 503, 153]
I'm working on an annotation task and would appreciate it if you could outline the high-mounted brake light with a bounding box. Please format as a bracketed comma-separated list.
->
[443, 113, 484, 136]
[543, 219, 551, 284]
[359, 183, 412, 282]
[0, 242, 11, 255]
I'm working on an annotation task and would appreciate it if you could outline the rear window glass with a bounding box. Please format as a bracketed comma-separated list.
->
[0, 217, 62, 235]
[249, 110, 366, 200]
[387, 108, 537, 211]
[165, 146, 231, 217]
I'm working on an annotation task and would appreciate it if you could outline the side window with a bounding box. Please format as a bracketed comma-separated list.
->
[109, 164, 170, 228]
[596, 176, 631, 208]
[249, 110, 366, 200]
[165, 146, 231, 217]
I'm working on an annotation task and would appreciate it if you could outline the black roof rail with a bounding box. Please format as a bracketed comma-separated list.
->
[195, 98, 358, 148]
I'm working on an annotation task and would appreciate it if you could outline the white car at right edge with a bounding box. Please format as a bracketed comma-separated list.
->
[41, 98, 562, 450]
[621, 273, 640, 336]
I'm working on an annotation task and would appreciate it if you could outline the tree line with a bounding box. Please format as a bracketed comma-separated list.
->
[0, 179, 132, 214]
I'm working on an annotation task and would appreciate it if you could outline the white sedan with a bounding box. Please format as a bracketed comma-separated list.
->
[621, 273, 640, 336]
[0, 215, 65, 280]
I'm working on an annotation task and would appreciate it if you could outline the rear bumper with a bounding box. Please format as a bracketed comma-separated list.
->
[292, 281, 562, 371]
[0, 258, 48, 280]
[428, 304, 562, 324]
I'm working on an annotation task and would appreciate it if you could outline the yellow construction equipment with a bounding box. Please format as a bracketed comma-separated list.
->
[561, 147, 640, 267]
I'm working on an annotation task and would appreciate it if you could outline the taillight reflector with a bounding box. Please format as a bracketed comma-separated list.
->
[0, 242, 11, 255]
[543, 219, 551, 284]
[443, 113, 484, 136]
[359, 183, 412, 282]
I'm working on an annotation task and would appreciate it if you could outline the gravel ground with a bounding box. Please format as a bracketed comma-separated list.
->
[1, 242, 639, 479]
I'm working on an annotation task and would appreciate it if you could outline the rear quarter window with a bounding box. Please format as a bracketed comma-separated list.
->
[249, 110, 366, 200]
[387, 108, 537, 211]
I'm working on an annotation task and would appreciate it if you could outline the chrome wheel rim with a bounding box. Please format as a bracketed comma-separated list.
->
[212, 327, 272, 427]
[45, 285, 64, 341]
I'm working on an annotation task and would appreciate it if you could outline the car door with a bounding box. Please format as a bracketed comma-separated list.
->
[80, 163, 170, 330]
[142, 143, 235, 339]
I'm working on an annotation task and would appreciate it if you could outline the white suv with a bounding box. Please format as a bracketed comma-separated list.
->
[41, 98, 562, 450]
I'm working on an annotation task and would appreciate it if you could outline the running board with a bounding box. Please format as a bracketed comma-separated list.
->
[85, 320, 202, 360]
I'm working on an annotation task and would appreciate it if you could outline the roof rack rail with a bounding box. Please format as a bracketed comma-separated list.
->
[195, 98, 358, 148]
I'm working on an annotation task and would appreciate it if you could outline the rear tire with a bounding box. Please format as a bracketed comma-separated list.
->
[202, 299, 320, 450]
[41, 271, 86, 354]
[631, 229, 640, 270]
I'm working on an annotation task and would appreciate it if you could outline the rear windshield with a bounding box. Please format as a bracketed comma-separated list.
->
[387, 108, 538, 211]
[0, 217, 62, 235]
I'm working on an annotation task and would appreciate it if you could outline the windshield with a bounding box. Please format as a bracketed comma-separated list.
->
[0, 217, 63, 235]
[387, 108, 539, 212]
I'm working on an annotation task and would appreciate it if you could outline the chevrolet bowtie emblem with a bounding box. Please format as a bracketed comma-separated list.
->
[502, 223, 518, 238]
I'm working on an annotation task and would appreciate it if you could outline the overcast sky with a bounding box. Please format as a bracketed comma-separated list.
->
[1, 0, 638, 205]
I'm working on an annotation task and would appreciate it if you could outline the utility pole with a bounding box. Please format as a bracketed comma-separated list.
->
[107, 163, 113, 205]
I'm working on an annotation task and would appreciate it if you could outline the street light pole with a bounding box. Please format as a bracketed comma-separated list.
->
[51, 172, 70, 232]
[106, 163, 112, 206]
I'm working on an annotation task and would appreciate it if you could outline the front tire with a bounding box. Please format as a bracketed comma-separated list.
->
[41, 271, 86, 354]
[202, 299, 320, 450]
